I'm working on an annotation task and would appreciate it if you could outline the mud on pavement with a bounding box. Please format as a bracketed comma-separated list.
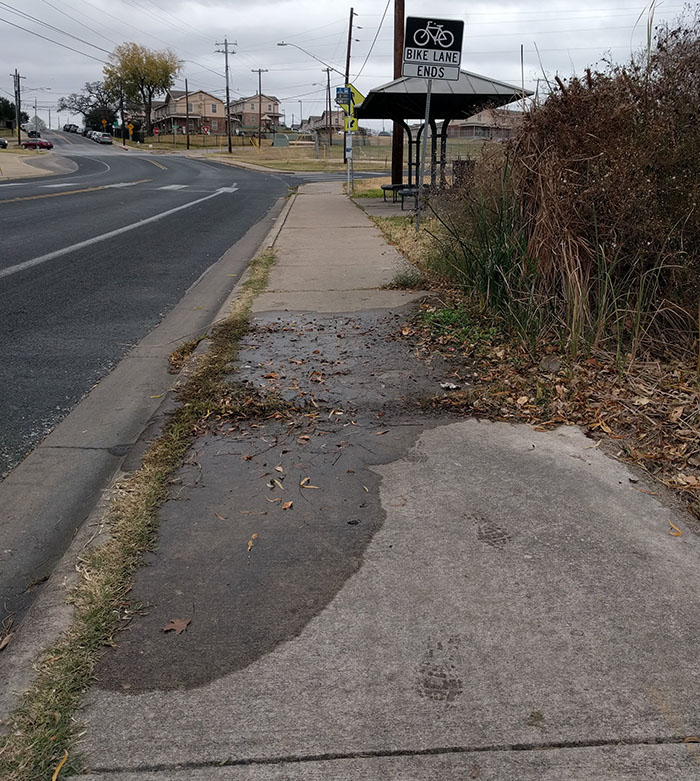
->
[95, 305, 450, 691]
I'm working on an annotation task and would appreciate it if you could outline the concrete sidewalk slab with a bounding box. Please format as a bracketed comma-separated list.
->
[67, 181, 700, 779]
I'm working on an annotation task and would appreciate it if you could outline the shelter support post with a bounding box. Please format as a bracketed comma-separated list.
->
[440, 118, 451, 188]
[429, 118, 438, 189]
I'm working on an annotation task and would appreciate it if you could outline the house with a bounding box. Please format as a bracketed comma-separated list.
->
[299, 109, 344, 138]
[152, 90, 228, 134]
[444, 108, 523, 140]
[229, 94, 282, 134]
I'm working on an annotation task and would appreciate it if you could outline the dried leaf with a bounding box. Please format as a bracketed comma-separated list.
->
[162, 617, 191, 635]
[214, 512, 227, 521]
[275, 465, 284, 473]
[265, 497, 282, 503]
[669, 520, 683, 537]
[375, 430, 389, 436]
[282, 501, 293, 510]
[669, 406, 684, 423]
[273, 478, 285, 491]
[683, 736, 700, 743]
[247, 532, 259, 551]
[298, 435, 310, 442]
[632, 396, 651, 406]
[263, 372, 279, 379]
[516, 396, 529, 406]
[0, 632, 15, 652]
[300, 476, 310, 486]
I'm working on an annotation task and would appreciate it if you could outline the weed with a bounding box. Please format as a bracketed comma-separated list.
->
[0, 249, 278, 780]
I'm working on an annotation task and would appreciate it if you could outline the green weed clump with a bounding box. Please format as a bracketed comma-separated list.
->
[428, 8, 700, 364]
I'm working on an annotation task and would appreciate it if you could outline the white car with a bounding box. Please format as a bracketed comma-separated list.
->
[95, 133, 113, 144]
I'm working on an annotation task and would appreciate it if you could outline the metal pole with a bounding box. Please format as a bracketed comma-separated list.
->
[13, 70, 22, 146]
[298, 100, 303, 129]
[185, 77, 190, 150]
[391, 0, 405, 185]
[416, 78, 432, 233]
[216, 38, 235, 154]
[343, 6, 354, 164]
[34, 97, 38, 133]
[251, 69, 268, 147]
[324, 68, 332, 146]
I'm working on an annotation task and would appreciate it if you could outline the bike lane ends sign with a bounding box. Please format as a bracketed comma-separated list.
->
[402, 16, 464, 81]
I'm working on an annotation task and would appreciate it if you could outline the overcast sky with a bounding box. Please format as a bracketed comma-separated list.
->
[0, 0, 688, 128]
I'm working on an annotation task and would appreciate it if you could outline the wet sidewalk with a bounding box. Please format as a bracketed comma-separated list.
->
[74, 182, 700, 779]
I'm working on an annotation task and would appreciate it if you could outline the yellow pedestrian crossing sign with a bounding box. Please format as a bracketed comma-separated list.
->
[344, 114, 358, 132]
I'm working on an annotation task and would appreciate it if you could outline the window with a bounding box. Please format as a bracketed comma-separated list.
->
[211, 104, 217, 113]
[250, 103, 255, 109]
[187, 102, 193, 112]
[267, 104, 271, 111]
[212, 120, 218, 131]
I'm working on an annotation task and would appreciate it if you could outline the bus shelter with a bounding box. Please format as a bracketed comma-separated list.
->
[356, 70, 531, 186]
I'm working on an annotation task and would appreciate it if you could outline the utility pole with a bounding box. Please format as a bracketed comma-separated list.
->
[48, 108, 51, 130]
[185, 77, 190, 150]
[392, 0, 405, 185]
[343, 7, 355, 164]
[12, 69, 25, 146]
[251, 68, 268, 148]
[34, 97, 38, 133]
[323, 67, 332, 146]
[215, 37, 236, 154]
[298, 99, 303, 128]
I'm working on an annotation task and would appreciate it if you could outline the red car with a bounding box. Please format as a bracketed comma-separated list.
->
[21, 138, 53, 150]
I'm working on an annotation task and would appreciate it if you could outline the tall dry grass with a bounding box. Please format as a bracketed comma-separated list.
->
[429, 8, 700, 363]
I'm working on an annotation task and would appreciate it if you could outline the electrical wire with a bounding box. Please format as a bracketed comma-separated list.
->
[353, 0, 390, 80]
[36, 0, 120, 46]
[0, 16, 106, 62]
[0, 1, 111, 53]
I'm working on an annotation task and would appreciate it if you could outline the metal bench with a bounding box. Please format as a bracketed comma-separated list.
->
[380, 183, 404, 202]
[398, 187, 418, 210]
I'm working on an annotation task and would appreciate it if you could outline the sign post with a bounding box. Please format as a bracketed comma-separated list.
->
[402, 16, 464, 230]
[335, 84, 364, 196]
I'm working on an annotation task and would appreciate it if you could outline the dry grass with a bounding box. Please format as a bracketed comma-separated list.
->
[0, 249, 280, 780]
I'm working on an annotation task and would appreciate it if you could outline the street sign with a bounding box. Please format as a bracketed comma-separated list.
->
[202, 125, 210, 134]
[335, 87, 351, 106]
[101, 118, 107, 127]
[402, 16, 464, 81]
[113, 121, 118, 128]
[153, 128, 160, 135]
[344, 115, 358, 132]
[127, 123, 134, 131]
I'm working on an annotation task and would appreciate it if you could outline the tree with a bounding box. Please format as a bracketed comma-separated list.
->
[103, 43, 179, 136]
[57, 81, 117, 130]
[0, 96, 28, 128]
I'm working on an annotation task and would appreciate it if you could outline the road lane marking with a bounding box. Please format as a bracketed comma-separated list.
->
[0, 179, 151, 204]
[42, 183, 80, 188]
[0, 183, 239, 280]
[158, 184, 188, 190]
[144, 159, 167, 170]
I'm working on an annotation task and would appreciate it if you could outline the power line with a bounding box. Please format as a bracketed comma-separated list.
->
[36, 0, 120, 46]
[353, 0, 390, 80]
[0, 1, 111, 53]
[0, 16, 107, 62]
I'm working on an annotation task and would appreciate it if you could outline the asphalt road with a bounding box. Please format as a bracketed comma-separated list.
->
[0, 130, 296, 478]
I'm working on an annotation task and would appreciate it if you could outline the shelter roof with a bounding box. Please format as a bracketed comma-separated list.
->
[356, 70, 531, 121]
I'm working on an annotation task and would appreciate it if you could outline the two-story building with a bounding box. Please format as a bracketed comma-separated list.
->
[298, 109, 344, 138]
[229, 94, 282, 134]
[152, 90, 228, 135]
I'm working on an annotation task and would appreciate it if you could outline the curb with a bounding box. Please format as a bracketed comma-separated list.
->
[0, 190, 296, 731]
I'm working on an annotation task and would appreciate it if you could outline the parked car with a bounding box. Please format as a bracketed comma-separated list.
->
[21, 138, 53, 150]
[95, 132, 113, 144]
[27, 130, 41, 138]
[0, 137, 8, 149]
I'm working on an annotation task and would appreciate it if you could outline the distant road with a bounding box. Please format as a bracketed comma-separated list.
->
[0, 130, 295, 477]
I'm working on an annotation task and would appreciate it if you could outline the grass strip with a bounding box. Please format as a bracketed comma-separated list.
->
[0, 248, 277, 780]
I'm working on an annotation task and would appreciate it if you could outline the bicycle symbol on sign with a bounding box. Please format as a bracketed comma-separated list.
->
[412, 21, 454, 49]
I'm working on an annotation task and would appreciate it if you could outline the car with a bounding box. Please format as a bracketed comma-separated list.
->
[0, 137, 8, 149]
[21, 138, 53, 150]
[27, 130, 41, 138]
[95, 132, 113, 144]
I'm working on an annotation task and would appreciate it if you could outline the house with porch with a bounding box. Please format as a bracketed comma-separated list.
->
[152, 90, 228, 134]
[229, 94, 282, 134]
[298, 109, 344, 138]
[443, 108, 523, 140]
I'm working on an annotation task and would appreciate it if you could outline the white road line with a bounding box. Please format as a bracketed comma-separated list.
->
[103, 181, 146, 189]
[158, 184, 188, 190]
[42, 183, 80, 188]
[0, 183, 239, 281]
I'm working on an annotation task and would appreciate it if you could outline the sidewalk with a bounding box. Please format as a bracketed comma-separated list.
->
[71, 182, 699, 779]
[0, 150, 72, 180]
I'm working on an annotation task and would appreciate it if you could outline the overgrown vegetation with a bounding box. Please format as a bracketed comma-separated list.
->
[426, 8, 700, 365]
[0, 250, 280, 780]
